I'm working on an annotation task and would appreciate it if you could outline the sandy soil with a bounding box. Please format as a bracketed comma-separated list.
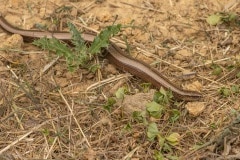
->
[0, 0, 240, 159]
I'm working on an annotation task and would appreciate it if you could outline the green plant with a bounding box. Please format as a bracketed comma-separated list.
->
[219, 85, 239, 97]
[219, 87, 231, 97]
[153, 87, 173, 105]
[130, 88, 182, 159]
[211, 64, 222, 76]
[103, 97, 116, 112]
[33, 23, 121, 71]
[206, 12, 238, 26]
[132, 110, 147, 124]
[115, 87, 127, 99]
[146, 101, 164, 119]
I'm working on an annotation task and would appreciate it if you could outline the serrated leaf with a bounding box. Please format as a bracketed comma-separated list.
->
[206, 14, 222, 25]
[88, 24, 121, 54]
[33, 23, 122, 72]
[33, 37, 78, 70]
[68, 22, 86, 51]
[147, 122, 159, 141]
[33, 37, 72, 55]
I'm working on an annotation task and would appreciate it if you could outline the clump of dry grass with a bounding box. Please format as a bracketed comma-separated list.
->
[0, 0, 240, 160]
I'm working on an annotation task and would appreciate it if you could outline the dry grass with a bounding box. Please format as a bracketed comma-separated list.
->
[0, 0, 240, 160]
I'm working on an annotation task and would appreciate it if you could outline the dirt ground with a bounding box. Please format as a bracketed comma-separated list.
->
[0, 0, 240, 159]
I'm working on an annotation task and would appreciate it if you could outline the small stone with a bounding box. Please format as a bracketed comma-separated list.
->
[174, 49, 192, 60]
[0, 34, 23, 49]
[185, 102, 206, 117]
[184, 81, 202, 92]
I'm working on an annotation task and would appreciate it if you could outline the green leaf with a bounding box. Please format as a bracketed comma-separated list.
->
[88, 64, 100, 73]
[165, 133, 180, 146]
[146, 101, 164, 119]
[206, 14, 222, 25]
[209, 123, 217, 129]
[230, 109, 238, 116]
[153, 150, 164, 160]
[33, 37, 80, 71]
[42, 128, 50, 136]
[103, 97, 116, 112]
[88, 24, 121, 54]
[221, 12, 237, 23]
[68, 22, 86, 51]
[231, 85, 239, 93]
[48, 137, 55, 145]
[228, 13, 237, 22]
[219, 87, 231, 97]
[140, 83, 151, 92]
[169, 109, 180, 123]
[123, 123, 132, 132]
[211, 64, 222, 76]
[237, 72, 240, 78]
[212, 67, 222, 75]
[132, 111, 147, 124]
[33, 37, 72, 56]
[153, 87, 173, 104]
[115, 87, 125, 99]
[162, 143, 173, 153]
[33, 22, 122, 72]
[157, 134, 165, 148]
[147, 122, 159, 141]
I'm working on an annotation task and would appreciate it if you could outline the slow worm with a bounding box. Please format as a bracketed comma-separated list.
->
[0, 15, 202, 101]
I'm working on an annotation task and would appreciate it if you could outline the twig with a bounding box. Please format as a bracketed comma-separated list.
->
[58, 88, 91, 148]
[136, 47, 226, 86]
[120, 2, 165, 13]
[224, 0, 240, 11]
[12, 103, 24, 130]
[41, 56, 60, 74]
[194, 57, 233, 68]
[0, 116, 69, 154]
[122, 146, 141, 160]
[86, 73, 131, 91]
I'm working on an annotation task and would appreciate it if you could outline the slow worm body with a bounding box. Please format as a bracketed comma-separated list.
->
[0, 15, 202, 101]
